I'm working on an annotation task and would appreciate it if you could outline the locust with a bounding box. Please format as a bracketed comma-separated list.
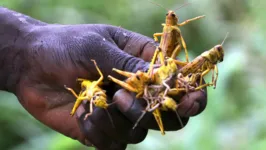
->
[107, 47, 159, 98]
[150, 1, 205, 63]
[108, 46, 194, 98]
[64, 59, 110, 121]
[176, 33, 228, 89]
[179, 45, 223, 89]
[133, 81, 186, 135]
[135, 35, 227, 133]
[108, 47, 190, 134]
[108, 46, 181, 98]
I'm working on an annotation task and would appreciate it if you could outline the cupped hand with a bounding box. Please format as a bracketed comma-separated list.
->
[1, 11, 207, 149]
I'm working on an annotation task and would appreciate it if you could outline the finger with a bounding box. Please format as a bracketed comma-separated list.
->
[113, 89, 189, 131]
[75, 105, 93, 147]
[105, 25, 157, 61]
[82, 98, 148, 144]
[157, 111, 189, 131]
[177, 89, 207, 117]
[77, 107, 127, 150]
[114, 89, 159, 129]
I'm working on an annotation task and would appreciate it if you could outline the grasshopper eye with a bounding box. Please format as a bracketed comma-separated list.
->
[92, 96, 96, 100]
[166, 13, 169, 16]
[216, 46, 222, 52]
[136, 75, 140, 80]
[171, 14, 175, 17]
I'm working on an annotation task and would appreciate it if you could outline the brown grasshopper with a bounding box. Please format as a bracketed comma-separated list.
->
[176, 40, 226, 89]
[150, 1, 205, 63]
[173, 33, 229, 89]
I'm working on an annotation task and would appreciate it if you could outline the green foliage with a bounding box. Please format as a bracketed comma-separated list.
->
[0, 0, 265, 149]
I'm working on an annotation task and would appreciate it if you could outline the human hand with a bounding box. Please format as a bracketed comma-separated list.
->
[0, 7, 207, 150]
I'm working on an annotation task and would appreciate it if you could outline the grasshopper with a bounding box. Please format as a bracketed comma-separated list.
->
[177, 44, 225, 89]
[108, 46, 193, 99]
[64, 59, 109, 120]
[133, 82, 186, 135]
[108, 47, 180, 98]
[174, 33, 228, 89]
[107, 47, 159, 98]
[108, 47, 189, 134]
[150, 1, 205, 63]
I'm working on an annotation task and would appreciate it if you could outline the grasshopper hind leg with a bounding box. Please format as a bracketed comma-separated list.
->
[152, 108, 165, 135]
[108, 75, 137, 93]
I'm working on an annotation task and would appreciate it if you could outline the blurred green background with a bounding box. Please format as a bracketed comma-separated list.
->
[0, 0, 265, 150]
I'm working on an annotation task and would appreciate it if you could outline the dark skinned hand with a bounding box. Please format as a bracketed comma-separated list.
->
[0, 7, 207, 150]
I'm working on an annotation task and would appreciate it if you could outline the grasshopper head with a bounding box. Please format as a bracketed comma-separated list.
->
[166, 57, 175, 65]
[166, 10, 178, 25]
[166, 58, 178, 73]
[135, 71, 150, 82]
[162, 95, 177, 111]
[202, 45, 224, 64]
[93, 91, 108, 109]
[214, 45, 224, 62]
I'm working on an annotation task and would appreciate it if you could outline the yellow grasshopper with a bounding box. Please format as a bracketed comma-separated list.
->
[133, 82, 186, 135]
[108, 47, 190, 134]
[150, 1, 205, 63]
[108, 47, 180, 98]
[64, 59, 110, 120]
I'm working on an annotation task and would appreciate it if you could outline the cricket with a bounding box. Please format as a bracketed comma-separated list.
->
[150, 0, 205, 63]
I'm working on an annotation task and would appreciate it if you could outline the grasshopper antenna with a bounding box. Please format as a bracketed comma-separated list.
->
[133, 111, 147, 129]
[147, 0, 169, 11]
[105, 109, 115, 129]
[174, 1, 192, 12]
[175, 110, 184, 128]
[221, 32, 229, 46]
